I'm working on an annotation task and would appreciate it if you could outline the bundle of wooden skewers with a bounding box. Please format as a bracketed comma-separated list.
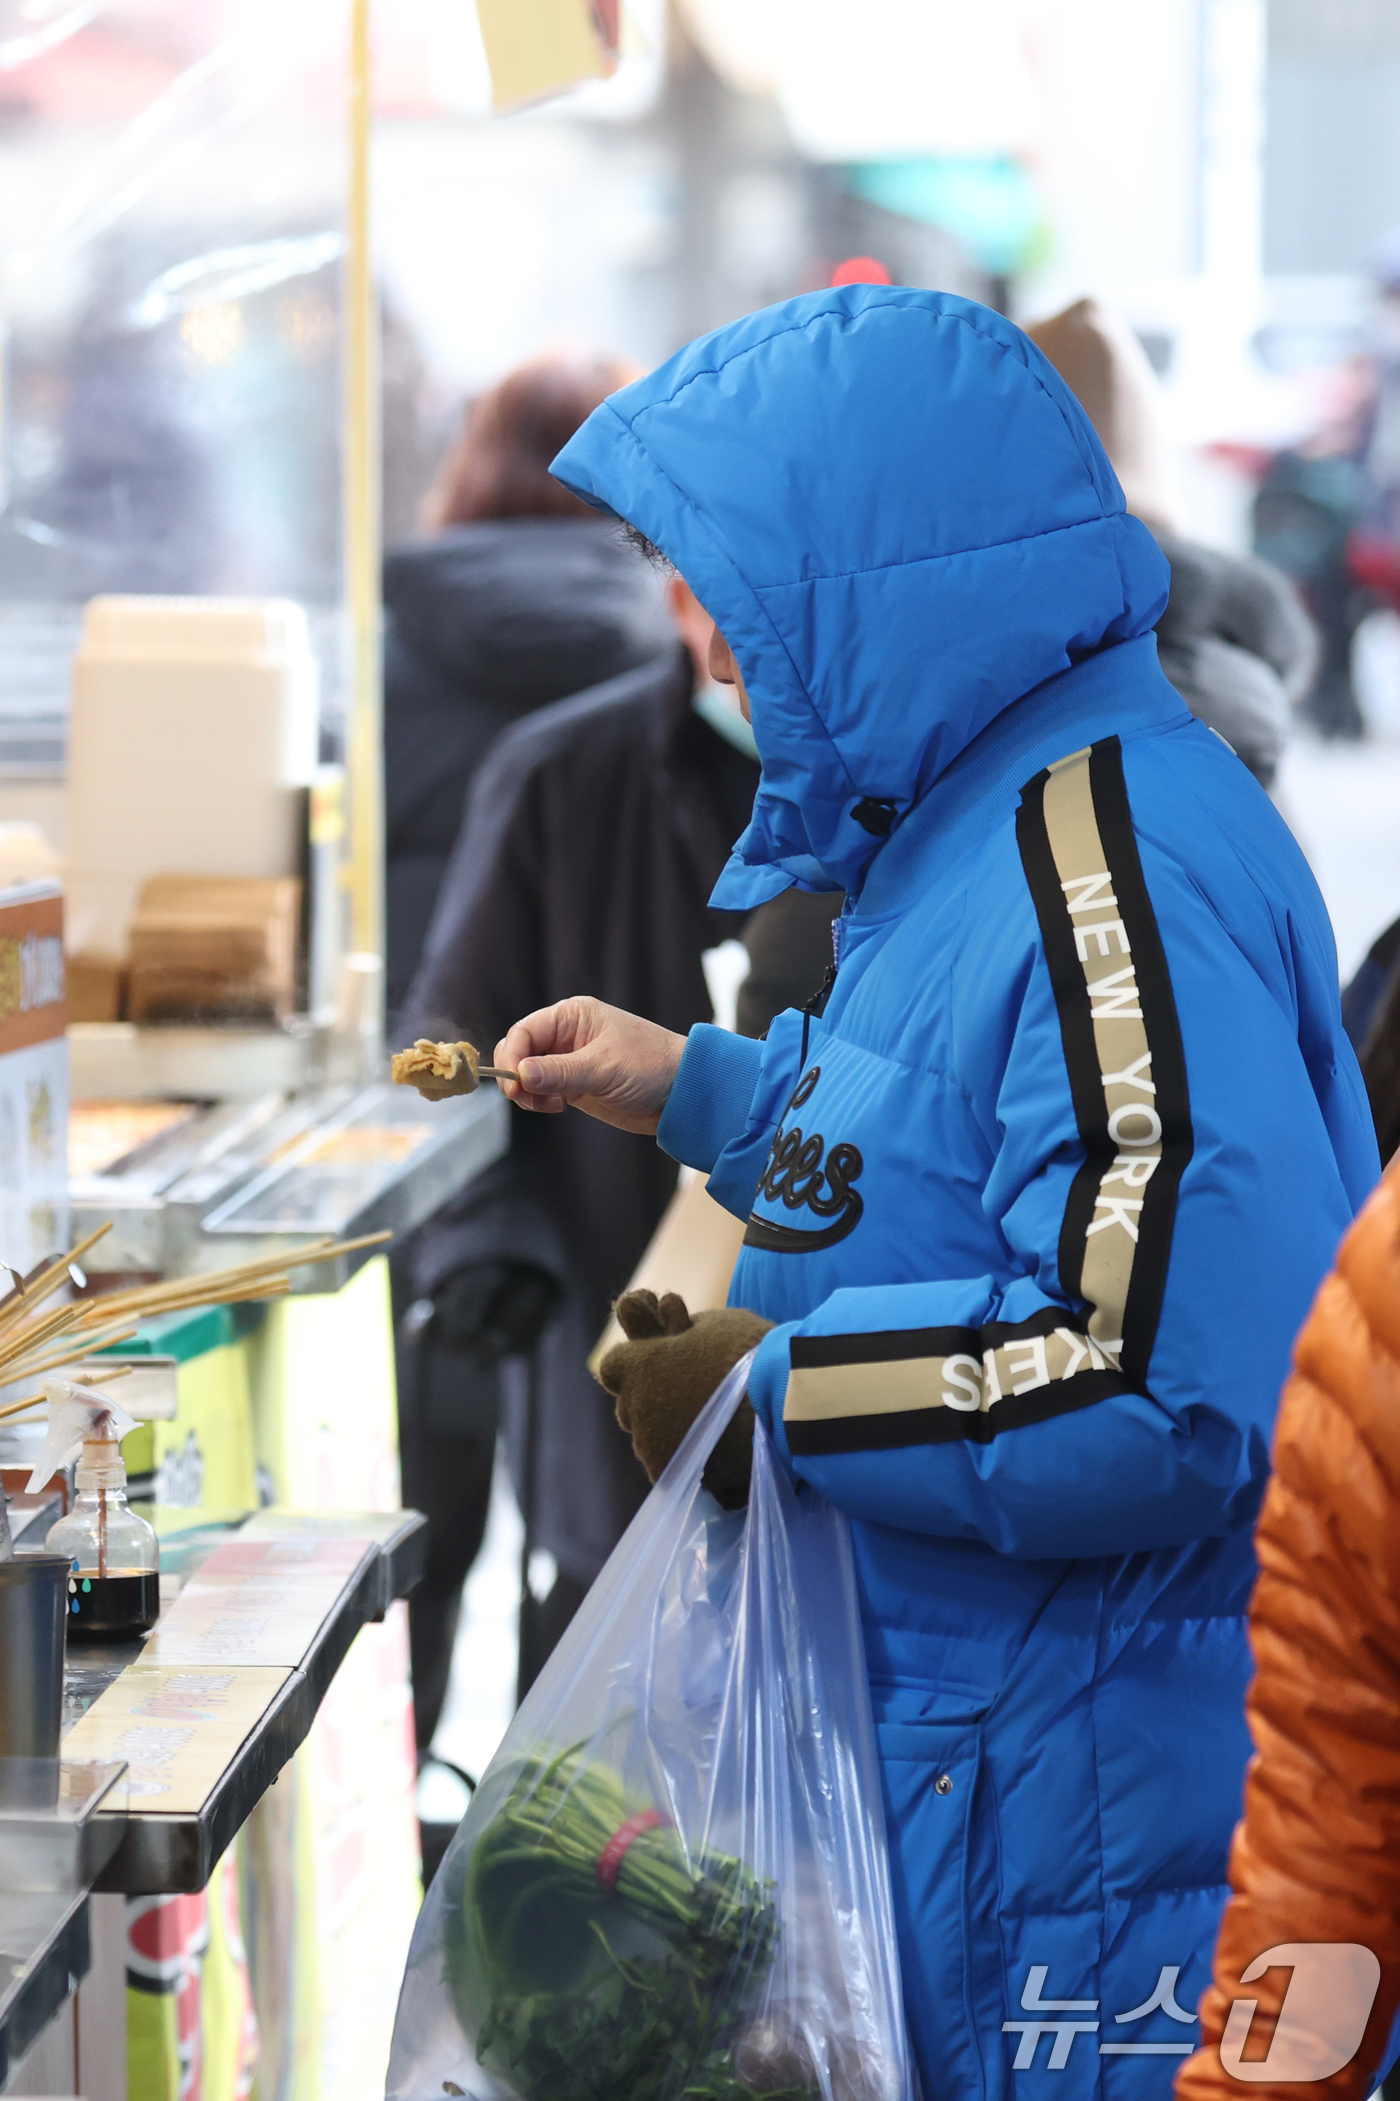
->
[0, 1222, 390, 1430]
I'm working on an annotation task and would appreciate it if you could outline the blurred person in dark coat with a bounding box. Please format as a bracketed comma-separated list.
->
[1253, 445, 1370, 739]
[400, 574, 758, 1718]
[387, 356, 670, 1769]
[1251, 232, 1400, 740]
[383, 354, 671, 1016]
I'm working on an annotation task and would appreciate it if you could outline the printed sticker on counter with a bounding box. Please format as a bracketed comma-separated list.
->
[145, 1535, 373, 1667]
[62, 1664, 293, 1813]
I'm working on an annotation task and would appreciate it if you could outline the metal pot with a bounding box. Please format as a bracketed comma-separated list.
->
[0, 1553, 69, 1762]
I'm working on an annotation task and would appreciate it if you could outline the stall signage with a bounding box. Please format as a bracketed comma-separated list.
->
[147, 1536, 372, 1668]
[0, 885, 65, 1053]
[63, 1664, 292, 1812]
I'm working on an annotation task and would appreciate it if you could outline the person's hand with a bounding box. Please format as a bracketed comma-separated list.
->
[494, 998, 686, 1134]
[598, 1289, 773, 1507]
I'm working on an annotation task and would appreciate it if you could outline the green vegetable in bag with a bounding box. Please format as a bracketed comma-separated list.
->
[443, 1744, 812, 2101]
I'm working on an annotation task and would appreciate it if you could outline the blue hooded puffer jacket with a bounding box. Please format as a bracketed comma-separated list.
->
[552, 288, 1379, 2101]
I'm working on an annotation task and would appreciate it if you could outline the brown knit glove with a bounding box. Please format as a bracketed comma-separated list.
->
[598, 1289, 773, 1508]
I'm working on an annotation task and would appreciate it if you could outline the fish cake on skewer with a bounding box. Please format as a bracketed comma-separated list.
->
[391, 1038, 517, 1100]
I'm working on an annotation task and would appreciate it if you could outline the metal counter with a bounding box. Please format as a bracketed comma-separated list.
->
[0, 1890, 88, 2091]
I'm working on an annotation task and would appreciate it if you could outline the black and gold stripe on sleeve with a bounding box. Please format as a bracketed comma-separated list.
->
[781, 735, 1192, 1459]
[785, 1308, 1133, 1456]
[1017, 736, 1192, 1384]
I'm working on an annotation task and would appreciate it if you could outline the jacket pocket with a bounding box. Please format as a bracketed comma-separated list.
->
[877, 1717, 992, 2101]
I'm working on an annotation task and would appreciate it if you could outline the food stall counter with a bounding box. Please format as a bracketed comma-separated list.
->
[0, 1507, 426, 2097]
[62, 1507, 426, 1897]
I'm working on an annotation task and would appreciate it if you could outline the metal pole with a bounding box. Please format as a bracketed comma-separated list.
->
[515, 1352, 540, 1709]
[345, 0, 385, 999]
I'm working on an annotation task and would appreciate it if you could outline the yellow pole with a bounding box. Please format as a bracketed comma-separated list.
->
[345, 0, 384, 1000]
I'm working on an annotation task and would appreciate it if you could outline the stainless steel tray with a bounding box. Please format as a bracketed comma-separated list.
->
[70, 1081, 507, 1287]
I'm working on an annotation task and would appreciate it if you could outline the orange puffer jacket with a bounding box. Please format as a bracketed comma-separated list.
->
[1178, 1168, 1400, 2101]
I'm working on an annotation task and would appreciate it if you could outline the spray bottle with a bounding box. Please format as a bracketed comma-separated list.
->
[31, 1380, 159, 1638]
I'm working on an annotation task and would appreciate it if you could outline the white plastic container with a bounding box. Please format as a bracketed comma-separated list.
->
[65, 596, 319, 963]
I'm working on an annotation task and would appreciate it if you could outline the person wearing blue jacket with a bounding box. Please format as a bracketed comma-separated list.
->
[492, 286, 1380, 2101]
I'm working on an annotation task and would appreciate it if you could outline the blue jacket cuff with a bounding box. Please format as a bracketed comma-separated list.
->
[657, 1025, 765, 1174]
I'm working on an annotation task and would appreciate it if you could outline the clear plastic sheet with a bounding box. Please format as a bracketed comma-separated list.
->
[0, 0, 353, 742]
[386, 1355, 913, 2101]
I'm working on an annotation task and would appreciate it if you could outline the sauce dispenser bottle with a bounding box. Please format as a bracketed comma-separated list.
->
[32, 1381, 160, 1638]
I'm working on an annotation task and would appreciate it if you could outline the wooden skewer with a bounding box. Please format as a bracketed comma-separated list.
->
[214, 1227, 393, 1278]
[1, 1331, 142, 1384]
[64, 1229, 390, 1331]
[0, 1302, 80, 1352]
[0, 1397, 47, 1425]
[114, 1277, 287, 1311]
[0, 1235, 133, 1366]
[0, 1225, 113, 1335]
[297, 1229, 393, 1262]
[210, 1227, 391, 1282]
[149, 1277, 293, 1308]
[0, 1303, 89, 1370]
[78, 1228, 393, 1316]
[76, 1275, 293, 1325]
[46, 1362, 133, 1383]
[0, 1226, 393, 1370]
[85, 1272, 290, 1319]
[5, 1327, 141, 1378]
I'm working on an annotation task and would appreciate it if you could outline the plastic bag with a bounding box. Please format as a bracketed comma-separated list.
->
[385, 1354, 913, 2101]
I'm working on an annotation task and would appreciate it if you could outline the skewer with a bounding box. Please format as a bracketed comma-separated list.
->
[69, 1230, 390, 1327]
[118, 1227, 388, 1297]
[0, 1330, 142, 1385]
[0, 1221, 399, 1466]
[277, 1228, 392, 1266]
[76, 1276, 293, 1325]
[0, 1226, 113, 1336]
[0, 1226, 393, 1376]
[73, 1228, 387, 1308]
[0, 1304, 89, 1371]
[0, 1302, 81, 1352]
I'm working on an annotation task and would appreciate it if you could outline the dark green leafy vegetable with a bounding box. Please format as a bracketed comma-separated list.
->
[444, 1744, 813, 2101]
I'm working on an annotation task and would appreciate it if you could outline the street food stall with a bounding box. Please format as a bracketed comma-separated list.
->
[0, 0, 514, 2090]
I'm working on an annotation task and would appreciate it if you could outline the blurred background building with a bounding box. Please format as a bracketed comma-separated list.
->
[6, 2, 1400, 712]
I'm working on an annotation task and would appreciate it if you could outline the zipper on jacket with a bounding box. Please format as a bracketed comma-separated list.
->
[799, 959, 838, 1068]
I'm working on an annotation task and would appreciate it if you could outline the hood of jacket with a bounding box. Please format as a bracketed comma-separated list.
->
[550, 285, 1170, 907]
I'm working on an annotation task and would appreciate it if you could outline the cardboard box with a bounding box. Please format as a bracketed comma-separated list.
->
[67, 952, 126, 1023]
[127, 874, 301, 1023]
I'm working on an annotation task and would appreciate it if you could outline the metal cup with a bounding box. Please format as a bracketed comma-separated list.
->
[0, 1553, 69, 1764]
